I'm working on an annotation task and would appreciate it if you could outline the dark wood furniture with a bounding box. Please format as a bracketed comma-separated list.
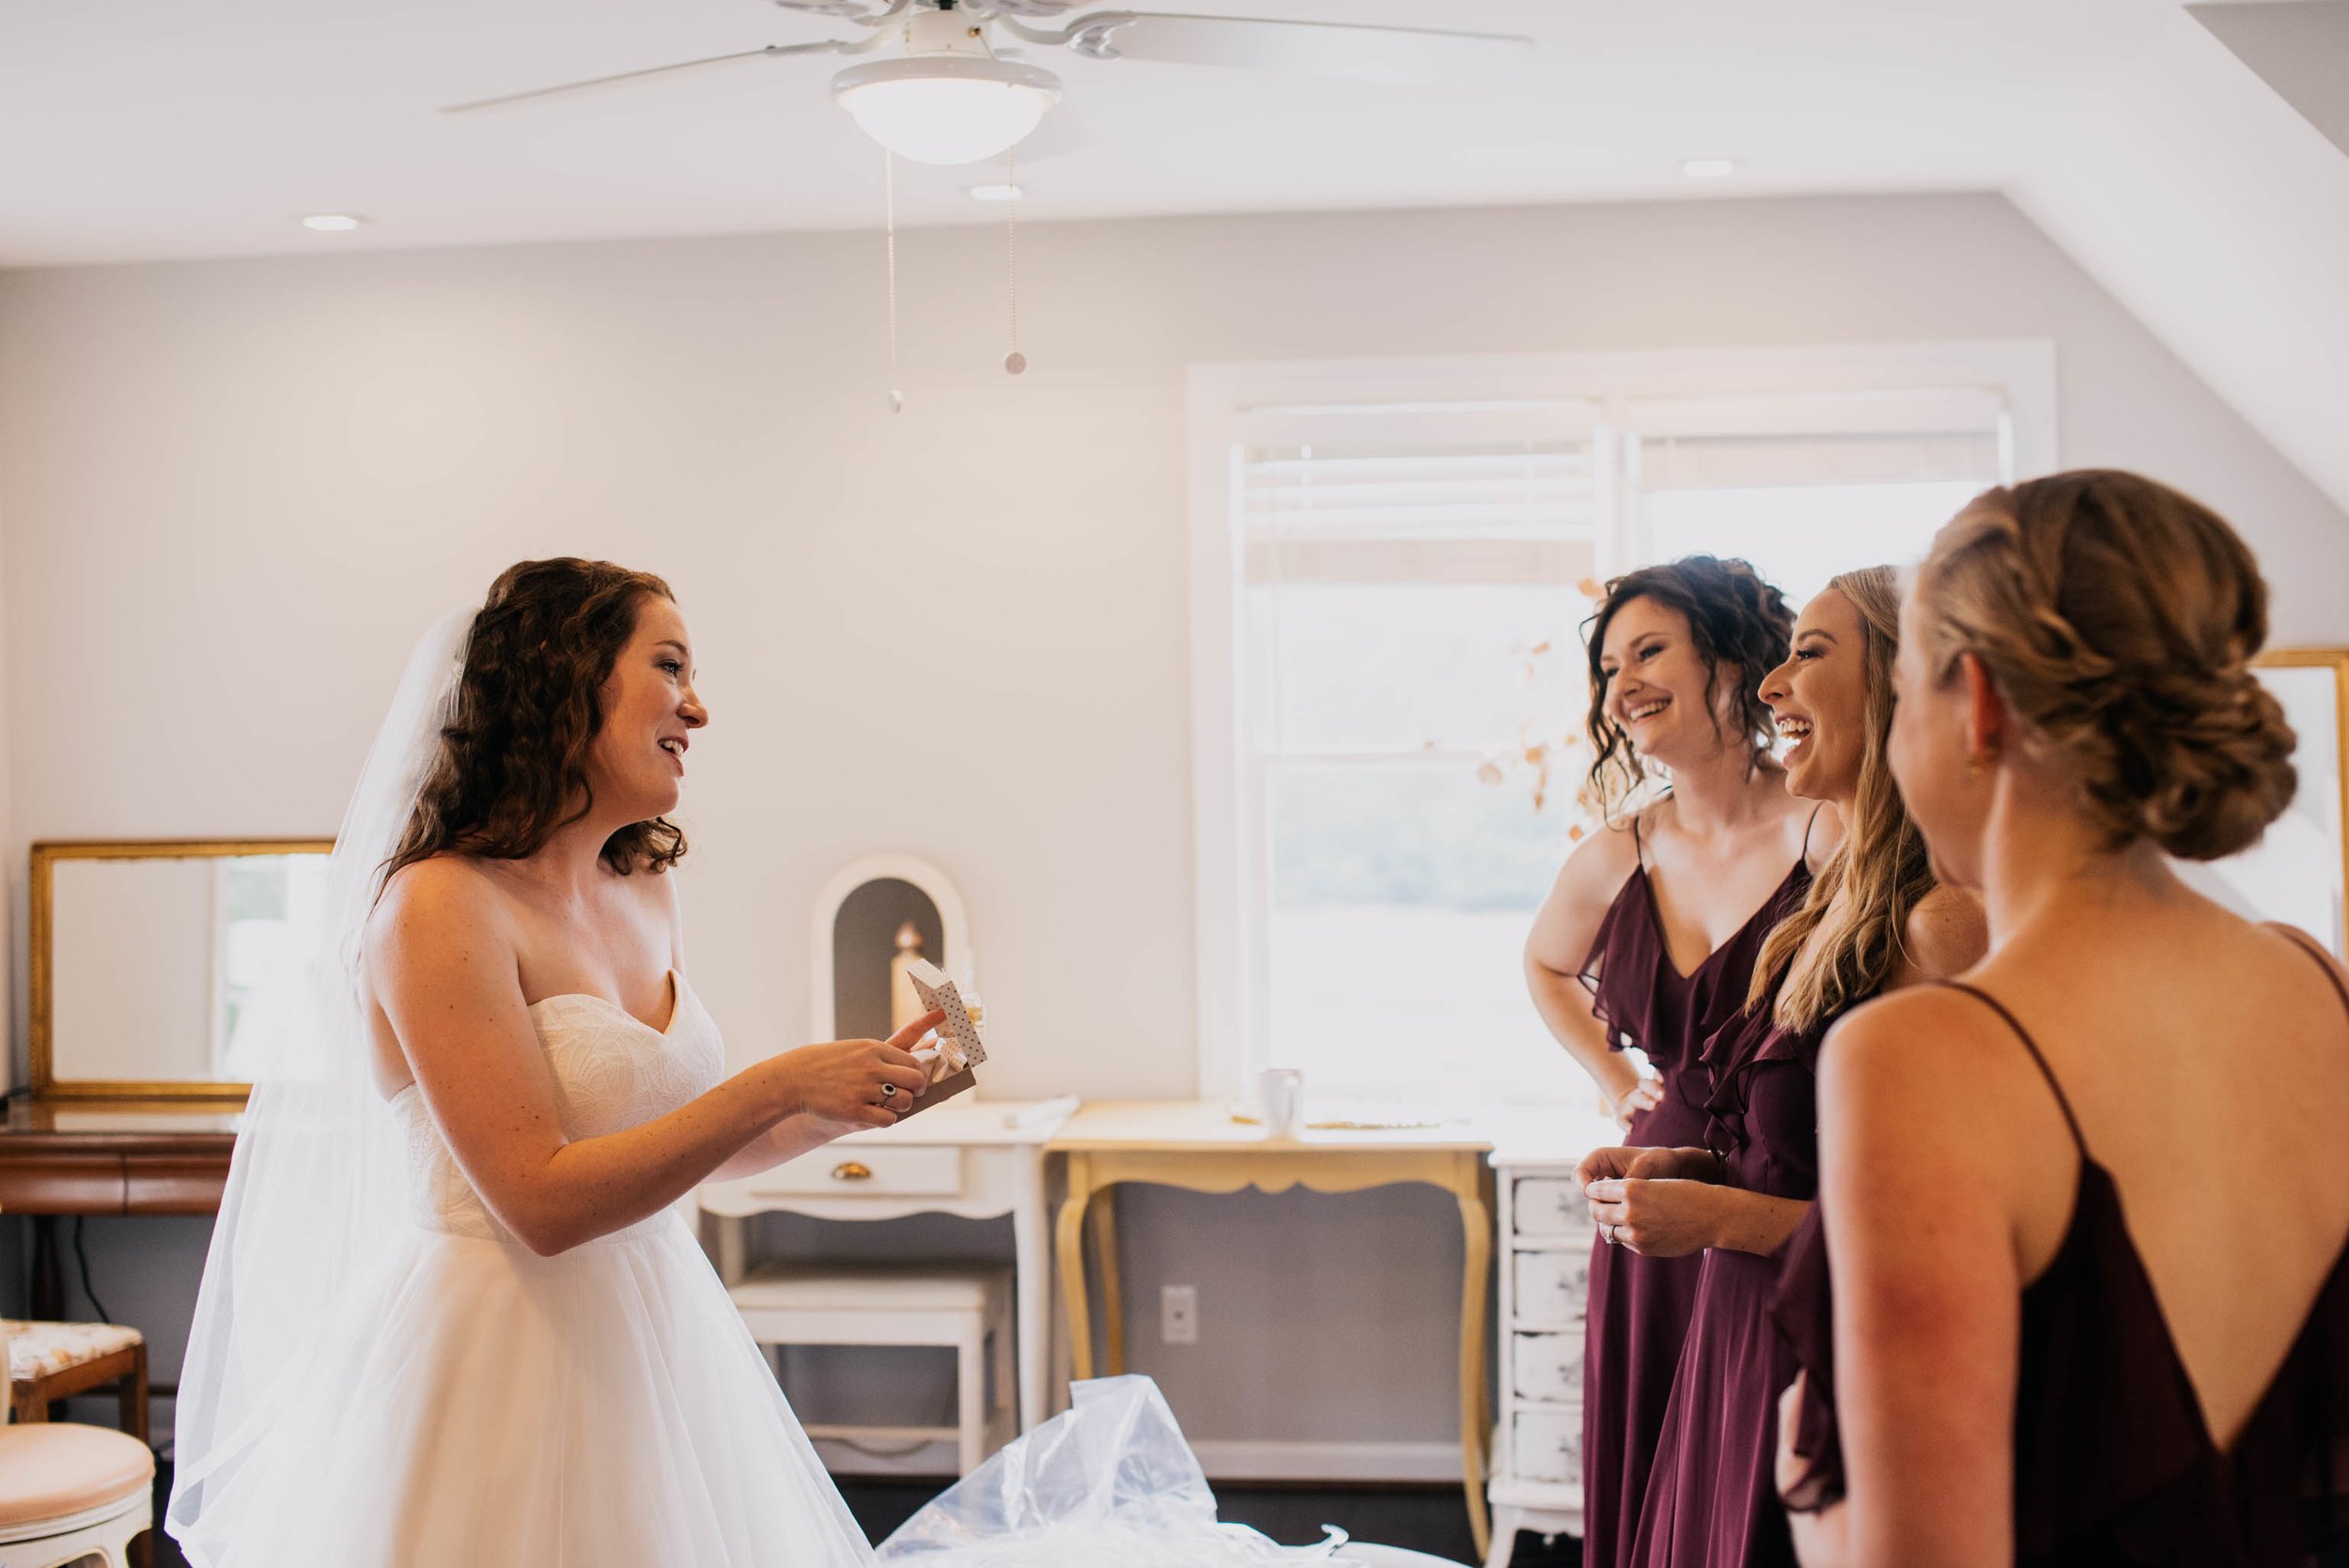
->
[0, 1095, 238, 1319]
[9, 1331, 149, 1442]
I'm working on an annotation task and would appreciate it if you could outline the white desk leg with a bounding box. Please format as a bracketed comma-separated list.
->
[716, 1212, 747, 1285]
[1012, 1152, 1049, 1433]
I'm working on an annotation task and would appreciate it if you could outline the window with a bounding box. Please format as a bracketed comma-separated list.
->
[1628, 389, 2014, 604]
[1190, 346, 2053, 1110]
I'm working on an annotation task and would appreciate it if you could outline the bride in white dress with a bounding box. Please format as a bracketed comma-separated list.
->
[167, 559, 940, 1566]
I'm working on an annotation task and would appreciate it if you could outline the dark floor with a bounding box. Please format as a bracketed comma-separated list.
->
[836, 1478, 1517, 1562]
[147, 1464, 1577, 1565]
[139, 1460, 2349, 1567]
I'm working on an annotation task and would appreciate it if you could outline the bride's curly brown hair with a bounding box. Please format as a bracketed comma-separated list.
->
[386, 558, 688, 883]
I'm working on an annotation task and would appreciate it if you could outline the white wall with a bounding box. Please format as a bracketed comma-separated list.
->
[2, 192, 2343, 1466]
[2014, 9, 2349, 520]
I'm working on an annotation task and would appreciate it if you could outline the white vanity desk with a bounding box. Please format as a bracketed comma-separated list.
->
[698, 1095, 1076, 1436]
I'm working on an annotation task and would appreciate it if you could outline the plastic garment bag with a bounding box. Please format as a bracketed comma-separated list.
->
[876, 1376, 1361, 1567]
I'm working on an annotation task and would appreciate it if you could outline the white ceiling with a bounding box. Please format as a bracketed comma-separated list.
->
[0, 0, 2183, 267]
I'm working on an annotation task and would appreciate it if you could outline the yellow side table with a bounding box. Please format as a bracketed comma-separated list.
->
[1049, 1100, 1497, 1557]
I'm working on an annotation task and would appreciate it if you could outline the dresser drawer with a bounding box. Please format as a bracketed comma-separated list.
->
[1513, 1249, 1592, 1325]
[1513, 1176, 1595, 1239]
[747, 1145, 963, 1198]
[1512, 1331, 1586, 1402]
[1510, 1408, 1582, 1485]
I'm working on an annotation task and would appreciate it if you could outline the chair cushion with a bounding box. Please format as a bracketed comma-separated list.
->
[0, 1424, 153, 1525]
[729, 1263, 1011, 1314]
[4, 1321, 142, 1382]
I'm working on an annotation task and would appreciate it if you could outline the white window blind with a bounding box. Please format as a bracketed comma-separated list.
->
[1628, 388, 2012, 603]
[1231, 405, 1602, 1108]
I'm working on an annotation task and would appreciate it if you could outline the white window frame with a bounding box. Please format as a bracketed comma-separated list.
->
[1187, 341, 2058, 1103]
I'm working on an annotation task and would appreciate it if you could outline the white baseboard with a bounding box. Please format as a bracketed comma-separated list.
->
[817, 1437, 965, 1478]
[1190, 1439, 1462, 1484]
[821, 1436, 1461, 1484]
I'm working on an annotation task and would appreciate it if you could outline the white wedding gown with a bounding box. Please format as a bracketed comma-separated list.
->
[179, 972, 874, 1567]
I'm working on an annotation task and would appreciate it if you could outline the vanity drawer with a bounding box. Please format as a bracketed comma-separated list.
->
[748, 1145, 964, 1198]
[1512, 1331, 1586, 1402]
[1510, 1408, 1582, 1485]
[1513, 1176, 1595, 1239]
[1512, 1249, 1592, 1325]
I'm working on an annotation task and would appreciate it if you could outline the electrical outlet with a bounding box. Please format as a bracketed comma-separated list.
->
[1160, 1283, 1199, 1344]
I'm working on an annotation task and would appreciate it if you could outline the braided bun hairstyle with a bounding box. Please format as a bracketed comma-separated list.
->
[1912, 471, 2295, 861]
[1582, 555, 1794, 822]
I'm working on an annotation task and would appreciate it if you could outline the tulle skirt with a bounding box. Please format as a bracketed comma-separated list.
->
[173, 1212, 873, 1568]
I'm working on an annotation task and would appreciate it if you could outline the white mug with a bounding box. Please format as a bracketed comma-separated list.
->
[1257, 1067, 1305, 1139]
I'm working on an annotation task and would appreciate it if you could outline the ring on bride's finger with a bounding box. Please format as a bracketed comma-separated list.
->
[880, 1083, 898, 1101]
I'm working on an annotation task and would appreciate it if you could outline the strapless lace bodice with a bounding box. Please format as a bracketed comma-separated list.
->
[389, 970, 724, 1243]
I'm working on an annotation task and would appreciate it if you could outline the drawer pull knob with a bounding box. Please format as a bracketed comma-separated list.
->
[831, 1161, 874, 1182]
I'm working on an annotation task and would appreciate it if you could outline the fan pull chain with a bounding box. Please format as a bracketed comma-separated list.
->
[1003, 145, 1025, 376]
[885, 150, 903, 413]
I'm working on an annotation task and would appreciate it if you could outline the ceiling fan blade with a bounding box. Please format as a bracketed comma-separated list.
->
[767, 0, 901, 17]
[442, 40, 848, 114]
[1054, 12, 1532, 85]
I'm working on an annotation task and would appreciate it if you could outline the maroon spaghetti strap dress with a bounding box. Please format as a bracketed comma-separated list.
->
[1576, 818, 1812, 1568]
[1772, 933, 2349, 1567]
[1623, 968, 1847, 1568]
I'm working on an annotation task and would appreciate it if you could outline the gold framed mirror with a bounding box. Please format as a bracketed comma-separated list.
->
[31, 838, 335, 1101]
[2177, 648, 2349, 960]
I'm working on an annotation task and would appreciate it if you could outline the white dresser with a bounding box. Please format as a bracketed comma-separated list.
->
[699, 1096, 1075, 1451]
[1486, 1145, 1603, 1566]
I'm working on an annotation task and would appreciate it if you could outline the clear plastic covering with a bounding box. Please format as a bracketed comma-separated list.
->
[875, 1376, 1362, 1567]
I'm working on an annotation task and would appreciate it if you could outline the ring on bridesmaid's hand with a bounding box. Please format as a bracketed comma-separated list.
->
[880, 1083, 898, 1102]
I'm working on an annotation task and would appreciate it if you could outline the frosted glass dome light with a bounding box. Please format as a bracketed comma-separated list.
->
[832, 55, 1061, 166]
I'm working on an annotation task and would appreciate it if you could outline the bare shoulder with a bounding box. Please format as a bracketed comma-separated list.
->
[1900, 885, 1989, 985]
[1534, 814, 1640, 906]
[1819, 984, 2021, 1127]
[2263, 921, 2349, 996]
[367, 856, 516, 977]
[1525, 816, 1641, 967]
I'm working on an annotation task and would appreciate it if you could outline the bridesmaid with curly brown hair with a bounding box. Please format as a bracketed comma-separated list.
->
[1525, 555, 1828, 1567]
[1773, 472, 2349, 1567]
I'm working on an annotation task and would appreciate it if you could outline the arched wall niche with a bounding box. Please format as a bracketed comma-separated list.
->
[808, 854, 971, 1044]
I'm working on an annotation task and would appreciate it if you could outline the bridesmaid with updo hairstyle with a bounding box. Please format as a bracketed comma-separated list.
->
[1772, 471, 2349, 1567]
[1525, 554, 1826, 1568]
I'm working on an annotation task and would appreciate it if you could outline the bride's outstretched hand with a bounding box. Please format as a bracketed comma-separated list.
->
[780, 1009, 942, 1132]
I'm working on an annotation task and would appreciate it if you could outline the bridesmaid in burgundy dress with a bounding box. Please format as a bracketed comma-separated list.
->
[1524, 555, 1817, 1568]
[1772, 471, 2349, 1566]
[1606, 567, 1983, 1568]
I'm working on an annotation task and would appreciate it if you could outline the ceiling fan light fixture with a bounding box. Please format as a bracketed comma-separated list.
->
[833, 54, 1061, 166]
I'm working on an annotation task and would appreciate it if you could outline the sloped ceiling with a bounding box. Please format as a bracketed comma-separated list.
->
[2011, 7, 2349, 516]
[2189, 1, 2349, 157]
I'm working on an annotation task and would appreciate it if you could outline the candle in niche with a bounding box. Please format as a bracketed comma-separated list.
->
[888, 921, 926, 1034]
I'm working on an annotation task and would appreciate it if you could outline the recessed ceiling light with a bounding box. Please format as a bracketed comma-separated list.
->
[1681, 159, 1737, 179]
[967, 183, 1024, 203]
[299, 213, 366, 232]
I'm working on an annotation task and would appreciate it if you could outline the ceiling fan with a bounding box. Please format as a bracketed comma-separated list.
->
[445, 0, 1534, 166]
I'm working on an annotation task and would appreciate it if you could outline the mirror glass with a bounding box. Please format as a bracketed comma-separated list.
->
[40, 845, 333, 1094]
[2178, 660, 2347, 958]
